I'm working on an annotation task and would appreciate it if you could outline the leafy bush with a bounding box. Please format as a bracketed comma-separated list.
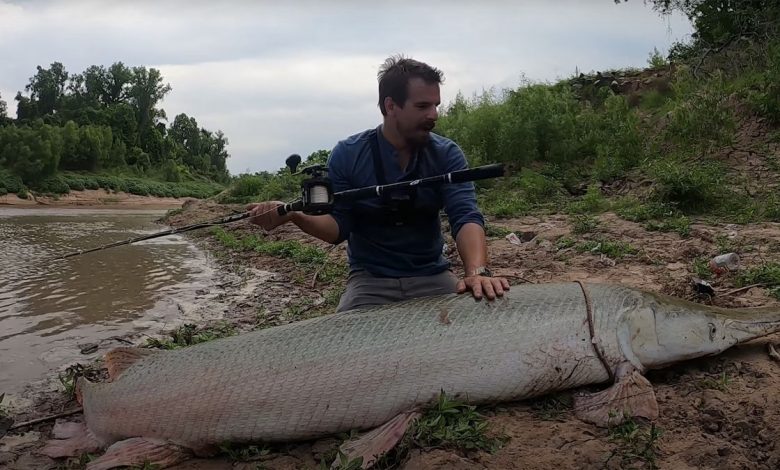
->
[32, 175, 70, 194]
[665, 73, 735, 152]
[0, 170, 24, 194]
[646, 157, 724, 212]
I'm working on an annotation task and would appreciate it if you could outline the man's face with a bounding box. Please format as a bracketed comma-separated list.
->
[388, 77, 441, 147]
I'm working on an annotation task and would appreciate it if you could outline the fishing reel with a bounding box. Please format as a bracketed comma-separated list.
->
[285, 154, 334, 215]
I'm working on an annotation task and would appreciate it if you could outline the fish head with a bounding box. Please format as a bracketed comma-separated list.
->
[624, 291, 780, 369]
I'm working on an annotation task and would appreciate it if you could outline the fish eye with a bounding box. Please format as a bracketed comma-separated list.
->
[708, 323, 717, 341]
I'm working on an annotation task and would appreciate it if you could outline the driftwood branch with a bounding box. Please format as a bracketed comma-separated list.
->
[8, 407, 83, 431]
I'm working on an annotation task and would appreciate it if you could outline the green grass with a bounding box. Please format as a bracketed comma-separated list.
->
[699, 371, 732, 391]
[144, 322, 236, 350]
[606, 418, 662, 470]
[571, 215, 599, 234]
[368, 391, 506, 469]
[644, 216, 691, 237]
[484, 223, 513, 238]
[735, 262, 780, 299]
[576, 238, 639, 259]
[566, 184, 610, 214]
[692, 257, 713, 280]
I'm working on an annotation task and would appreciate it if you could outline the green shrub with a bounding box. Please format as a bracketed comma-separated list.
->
[32, 176, 70, 194]
[567, 184, 610, 214]
[646, 157, 724, 212]
[0, 170, 24, 194]
[517, 170, 562, 203]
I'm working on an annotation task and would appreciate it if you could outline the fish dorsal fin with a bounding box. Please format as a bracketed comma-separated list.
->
[104, 347, 155, 381]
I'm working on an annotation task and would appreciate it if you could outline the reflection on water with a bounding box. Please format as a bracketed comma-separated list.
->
[0, 207, 213, 394]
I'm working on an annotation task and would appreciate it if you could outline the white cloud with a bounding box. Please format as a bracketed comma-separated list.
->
[0, 0, 693, 173]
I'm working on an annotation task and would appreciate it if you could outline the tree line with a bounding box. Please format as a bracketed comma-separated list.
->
[0, 61, 230, 186]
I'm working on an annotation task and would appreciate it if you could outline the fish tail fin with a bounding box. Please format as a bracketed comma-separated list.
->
[85, 437, 190, 470]
[104, 347, 155, 381]
[334, 410, 421, 469]
[39, 420, 102, 458]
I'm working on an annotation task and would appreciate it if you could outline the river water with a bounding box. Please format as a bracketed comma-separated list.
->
[0, 207, 216, 395]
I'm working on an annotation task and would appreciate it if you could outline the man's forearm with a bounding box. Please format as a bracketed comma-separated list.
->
[290, 212, 341, 244]
[455, 222, 488, 275]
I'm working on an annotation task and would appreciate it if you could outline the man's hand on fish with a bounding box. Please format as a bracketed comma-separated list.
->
[457, 274, 510, 300]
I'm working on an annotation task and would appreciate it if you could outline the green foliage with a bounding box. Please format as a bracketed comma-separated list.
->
[515, 170, 563, 203]
[699, 371, 732, 391]
[646, 157, 724, 212]
[478, 190, 531, 218]
[746, 43, 780, 123]
[32, 175, 70, 194]
[145, 322, 236, 350]
[567, 184, 610, 214]
[736, 262, 780, 299]
[645, 216, 691, 237]
[484, 223, 512, 238]
[607, 418, 662, 470]
[3, 61, 230, 185]
[647, 47, 669, 68]
[572, 215, 600, 234]
[576, 238, 639, 258]
[692, 257, 713, 280]
[665, 72, 735, 152]
[211, 227, 346, 281]
[0, 169, 24, 193]
[218, 442, 271, 462]
[411, 391, 505, 452]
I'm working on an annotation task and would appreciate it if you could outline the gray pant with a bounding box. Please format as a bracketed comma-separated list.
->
[336, 269, 459, 313]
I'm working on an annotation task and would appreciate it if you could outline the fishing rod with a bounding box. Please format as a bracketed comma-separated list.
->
[54, 156, 505, 260]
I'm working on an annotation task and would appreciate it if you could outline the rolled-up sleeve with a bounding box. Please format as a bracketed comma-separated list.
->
[327, 142, 354, 244]
[440, 141, 485, 238]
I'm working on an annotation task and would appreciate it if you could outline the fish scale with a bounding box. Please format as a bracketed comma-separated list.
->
[82, 282, 608, 445]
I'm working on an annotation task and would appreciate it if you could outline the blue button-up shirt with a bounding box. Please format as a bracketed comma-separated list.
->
[327, 126, 485, 278]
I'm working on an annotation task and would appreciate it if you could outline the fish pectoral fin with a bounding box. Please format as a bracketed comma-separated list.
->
[573, 368, 659, 427]
[40, 420, 102, 458]
[334, 410, 421, 469]
[85, 437, 190, 470]
[104, 347, 155, 381]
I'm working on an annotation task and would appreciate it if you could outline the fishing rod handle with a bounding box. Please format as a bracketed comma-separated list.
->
[449, 163, 505, 183]
[277, 200, 303, 216]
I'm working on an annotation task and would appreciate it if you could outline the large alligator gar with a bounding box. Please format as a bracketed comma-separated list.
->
[41, 282, 780, 469]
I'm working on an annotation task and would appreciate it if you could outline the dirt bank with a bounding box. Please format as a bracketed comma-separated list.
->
[2, 199, 779, 469]
[0, 189, 191, 209]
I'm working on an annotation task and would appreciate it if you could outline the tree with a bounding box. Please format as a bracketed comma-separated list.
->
[0, 92, 8, 126]
[618, 0, 779, 47]
[24, 62, 69, 117]
[129, 66, 171, 139]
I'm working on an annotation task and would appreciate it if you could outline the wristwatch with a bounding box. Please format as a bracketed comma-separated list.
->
[469, 266, 493, 277]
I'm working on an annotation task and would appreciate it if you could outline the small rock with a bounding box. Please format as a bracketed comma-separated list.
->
[717, 447, 731, 456]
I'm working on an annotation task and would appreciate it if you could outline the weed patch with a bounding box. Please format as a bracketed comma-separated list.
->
[699, 371, 732, 391]
[735, 262, 780, 299]
[606, 418, 662, 470]
[58, 362, 105, 398]
[572, 215, 599, 234]
[145, 322, 236, 350]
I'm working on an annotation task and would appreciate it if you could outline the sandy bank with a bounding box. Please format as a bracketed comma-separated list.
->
[0, 189, 192, 209]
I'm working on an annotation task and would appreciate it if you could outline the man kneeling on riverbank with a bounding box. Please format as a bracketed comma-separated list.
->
[247, 55, 509, 312]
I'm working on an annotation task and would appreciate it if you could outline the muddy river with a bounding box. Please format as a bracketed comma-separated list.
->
[0, 207, 216, 395]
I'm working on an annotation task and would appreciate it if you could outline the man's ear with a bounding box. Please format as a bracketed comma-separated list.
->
[384, 96, 397, 115]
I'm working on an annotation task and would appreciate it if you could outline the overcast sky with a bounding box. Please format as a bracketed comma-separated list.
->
[0, 0, 692, 174]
